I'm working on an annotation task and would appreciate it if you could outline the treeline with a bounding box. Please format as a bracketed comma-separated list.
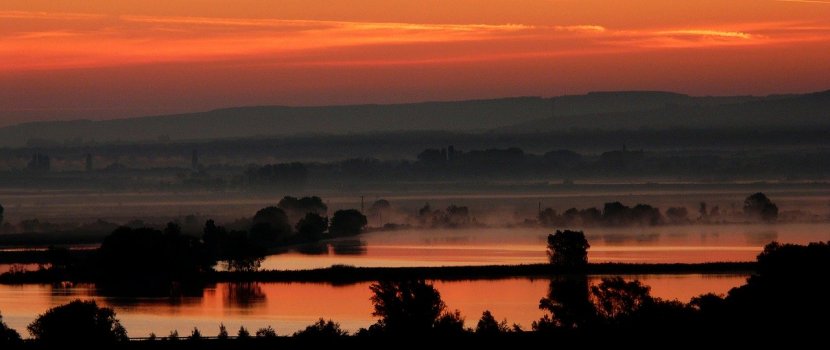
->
[0, 196, 369, 290]
[538, 192, 780, 227]
[9, 143, 826, 192]
[0, 191, 792, 252]
[1, 239, 828, 347]
[241, 146, 830, 186]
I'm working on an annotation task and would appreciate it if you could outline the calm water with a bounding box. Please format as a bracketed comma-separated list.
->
[0, 274, 746, 338]
[261, 223, 830, 269]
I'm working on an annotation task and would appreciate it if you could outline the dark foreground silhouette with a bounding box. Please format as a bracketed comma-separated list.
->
[1, 240, 828, 348]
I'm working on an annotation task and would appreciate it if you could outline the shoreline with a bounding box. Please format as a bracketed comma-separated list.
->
[0, 262, 756, 285]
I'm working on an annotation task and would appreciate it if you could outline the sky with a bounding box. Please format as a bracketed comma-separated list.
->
[1, 0, 829, 125]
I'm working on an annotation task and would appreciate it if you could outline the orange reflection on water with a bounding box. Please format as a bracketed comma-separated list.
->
[0, 274, 746, 337]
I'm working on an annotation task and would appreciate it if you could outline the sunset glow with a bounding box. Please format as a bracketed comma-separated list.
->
[1, 0, 829, 123]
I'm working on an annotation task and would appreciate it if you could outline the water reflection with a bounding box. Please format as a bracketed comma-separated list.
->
[295, 243, 329, 255]
[0, 275, 747, 338]
[94, 281, 205, 303]
[538, 276, 594, 328]
[257, 224, 830, 269]
[332, 240, 367, 255]
[224, 282, 266, 308]
[288, 240, 367, 256]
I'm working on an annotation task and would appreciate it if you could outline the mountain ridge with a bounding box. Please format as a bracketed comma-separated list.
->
[3, 90, 828, 148]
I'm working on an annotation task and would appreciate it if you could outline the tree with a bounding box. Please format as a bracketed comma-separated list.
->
[293, 319, 348, 337]
[369, 280, 447, 334]
[698, 202, 708, 220]
[743, 192, 778, 222]
[329, 209, 367, 236]
[546, 230, 590, 268]
[631, 204, 663, 226]
[0, 312, 22, 348]
[720, 242, 830, 332]
[188, 327, 202, 341]
[590, 277, 653, 320]
[445, 205, 471, 226]
[602, 202, 631, 225]
[475, 310, 510, 335]
[538, 208, 559, 227]
[203, 221, 265, 272]
[433, 310, 467, 335]
[369, 199, 392, 227]
[665, 207, 689, 224]
[27, 300, 128, 345]
[217, 324, 229, 340]
[97, 225, 214, 283]
[295, 212, 329, 241]
[278, 196, 327, 223]
[538, 276, 595, 329]
[255, 326, 276, 338]
[251, 206, 292, 242]
[237, 326, 250, 339]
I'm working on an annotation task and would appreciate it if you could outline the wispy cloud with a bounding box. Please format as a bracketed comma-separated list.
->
[657, 30, 754, 39]
[1, 10, 828, 71]
[120, 15, 533, 33]
[0, 10, 104, 20]
[553, 25, 606, 33]
[774, 0, 830, 4]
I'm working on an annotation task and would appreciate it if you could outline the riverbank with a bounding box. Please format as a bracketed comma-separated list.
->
[0, 261, 755, 285]
[210, 262, 755, 283]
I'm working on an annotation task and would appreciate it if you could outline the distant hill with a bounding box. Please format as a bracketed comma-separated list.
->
[0, 97, 550, 147]
[1, 90, 828, 148]
[505, 90, 829, 132]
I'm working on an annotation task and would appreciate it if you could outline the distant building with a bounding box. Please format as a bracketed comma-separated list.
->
[27, 153, 50, 172]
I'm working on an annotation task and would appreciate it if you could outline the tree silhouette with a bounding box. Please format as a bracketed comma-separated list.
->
[537, 276, 595, 329]
[251, 206, 292, 242]
[602, 202, 630, 225]
[369, 199, 392, 226]
[590, 277, 653, 321]
[293, 319, 348, 337]
[97, 225, 214, 284]
[0, 312, 22, 348]
[203, 220, 265, 272]
[631, 204, 663, 225]
[665, 207, 689, 224]
[237, 326, 250, 339]
[546, 230, 590, 268]
[278, 196, 327, 223]
[743, 192, 778, 222]
[217, 324, 229, 340]
[188, 327, 202, 341]
[295, 212, 329, 241]
[329, 209, 367, 236]
[255, 326, 277, 338]
[27, 300, 127, 345]
[716, 241, 830, 332]
[369, 280, 447, 335]
[433, 310, 467, 335]
[475, 310, 510, 335]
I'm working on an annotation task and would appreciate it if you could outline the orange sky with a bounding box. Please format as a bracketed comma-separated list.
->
[1, 0, 829, 124]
